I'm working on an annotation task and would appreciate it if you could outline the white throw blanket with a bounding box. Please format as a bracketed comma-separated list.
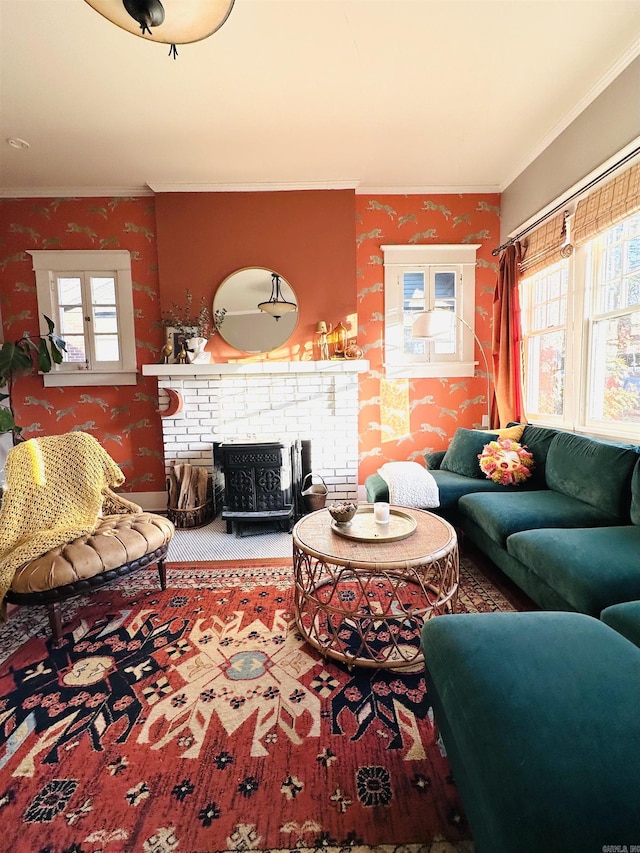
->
[378, 461, 440, 508]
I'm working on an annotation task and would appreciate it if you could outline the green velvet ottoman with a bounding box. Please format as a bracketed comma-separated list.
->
[421, 611, 640, 853]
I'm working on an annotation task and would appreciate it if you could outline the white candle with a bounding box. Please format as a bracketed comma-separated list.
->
[374, 501, 390, 523]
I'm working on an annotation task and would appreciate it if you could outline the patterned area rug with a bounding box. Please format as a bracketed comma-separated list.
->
[0, 559, 513, 853]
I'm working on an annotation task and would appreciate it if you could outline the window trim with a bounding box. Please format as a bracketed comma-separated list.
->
[28, 250, 137, 387]
[382, 243, 481, 378]
[521, 214, 640, 443]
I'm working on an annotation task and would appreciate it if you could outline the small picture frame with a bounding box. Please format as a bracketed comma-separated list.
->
[163, 325, 199, 363]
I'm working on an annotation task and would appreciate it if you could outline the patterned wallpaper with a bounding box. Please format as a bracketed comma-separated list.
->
[355, 194, 501, 482]
[0, 191, 500, 494]
[0, 197, 166, 493]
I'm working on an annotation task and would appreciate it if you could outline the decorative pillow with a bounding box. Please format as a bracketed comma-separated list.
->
[478, 439, 534, 486]
[474, 424, 525, 442]
[440, 428, 501, 478]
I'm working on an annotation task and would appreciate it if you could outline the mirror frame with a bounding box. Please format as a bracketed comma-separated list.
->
[213, 267, 298, 354]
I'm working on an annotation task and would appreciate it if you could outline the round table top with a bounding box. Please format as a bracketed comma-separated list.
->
[292, 506, 457, 570]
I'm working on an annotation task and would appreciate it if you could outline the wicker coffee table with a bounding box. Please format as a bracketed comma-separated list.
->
[292, 506, 459, 669]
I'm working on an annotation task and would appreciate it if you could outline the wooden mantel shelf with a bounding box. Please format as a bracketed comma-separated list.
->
[142, 359, 369, 378]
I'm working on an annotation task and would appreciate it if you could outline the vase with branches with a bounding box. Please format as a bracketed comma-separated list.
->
[162, 290, 226, 340]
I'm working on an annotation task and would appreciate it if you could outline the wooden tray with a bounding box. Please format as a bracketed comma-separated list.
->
[330, 506, 417, 542]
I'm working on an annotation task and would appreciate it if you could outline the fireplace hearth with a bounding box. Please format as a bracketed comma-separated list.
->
[142, 360, 368, 505]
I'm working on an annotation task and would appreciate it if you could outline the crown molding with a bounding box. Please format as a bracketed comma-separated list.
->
[356, 184, 500, 195]
[499, 36, 640, 192]
[503, 136, 640, 243]
[146, 180, 360, 193]
[0, 186, 152, 199]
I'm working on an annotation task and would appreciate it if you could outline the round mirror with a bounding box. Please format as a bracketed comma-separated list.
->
[214, 267, 298, 354]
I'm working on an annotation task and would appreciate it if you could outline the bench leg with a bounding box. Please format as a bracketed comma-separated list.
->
[47, 603, 64, 648]
[158, 558, 167, 591]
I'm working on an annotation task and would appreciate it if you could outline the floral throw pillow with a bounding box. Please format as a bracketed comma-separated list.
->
[478, 438, 534, 486]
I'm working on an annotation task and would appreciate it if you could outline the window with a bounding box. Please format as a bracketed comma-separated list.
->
[521, 259, 569, 421]
[382, 244, 480, 378]
[521, 211, 640, 438]
[29, 250, 137, 387]
[584, 213, 640, 430]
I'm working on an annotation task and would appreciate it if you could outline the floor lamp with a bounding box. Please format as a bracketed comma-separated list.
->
[412, 309, 492, 428]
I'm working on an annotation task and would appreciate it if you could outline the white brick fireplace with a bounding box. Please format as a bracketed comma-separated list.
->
[142, 360, 368, 505]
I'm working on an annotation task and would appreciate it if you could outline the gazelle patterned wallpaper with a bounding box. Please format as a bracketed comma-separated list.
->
[0, 190, 500, 495]
[0, 197, 167, 493]
[354, 194, 501, 482]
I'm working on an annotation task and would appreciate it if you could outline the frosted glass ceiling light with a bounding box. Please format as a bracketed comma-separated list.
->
[84, 0, 235, 58]
[258, 274, 298, 321]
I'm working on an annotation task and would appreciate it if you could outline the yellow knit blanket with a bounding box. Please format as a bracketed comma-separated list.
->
[0, 432, 135, 616]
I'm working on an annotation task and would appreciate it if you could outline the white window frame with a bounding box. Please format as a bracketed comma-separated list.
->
[521, 211, 640, 443]
[520, 258, 573, 426]
[382, 244, 480, 378]
[29, 250, 137, 387]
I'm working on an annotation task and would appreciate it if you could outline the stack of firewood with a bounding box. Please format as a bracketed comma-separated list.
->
[167, 463, 209, 521]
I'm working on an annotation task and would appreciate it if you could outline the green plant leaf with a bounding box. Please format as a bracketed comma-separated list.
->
[44, 314, 55, 335]
[0, 341, 33, 379]
[0, 407, 16, 433]
[50, 334, 67, 361]
[37, 339, 52, 373]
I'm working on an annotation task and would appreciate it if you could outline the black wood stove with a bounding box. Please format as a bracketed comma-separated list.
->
[215, 439, 309, 534]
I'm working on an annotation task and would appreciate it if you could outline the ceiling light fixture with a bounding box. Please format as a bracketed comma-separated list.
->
[258, 273, 298, 321]
[83, 0, 235, 58]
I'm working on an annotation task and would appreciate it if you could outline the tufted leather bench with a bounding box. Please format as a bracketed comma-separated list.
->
[5, 512, 175, 647]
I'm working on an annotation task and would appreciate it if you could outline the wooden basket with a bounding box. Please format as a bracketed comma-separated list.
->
[167, 499, 214, 529]
[167, 472, 214, 528]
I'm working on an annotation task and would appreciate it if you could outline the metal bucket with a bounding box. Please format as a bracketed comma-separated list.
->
[301, 473, 328, 512]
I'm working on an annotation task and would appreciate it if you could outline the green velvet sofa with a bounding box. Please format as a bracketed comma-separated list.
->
[421, 610, 640, 853]
[366, 425, 640, 617]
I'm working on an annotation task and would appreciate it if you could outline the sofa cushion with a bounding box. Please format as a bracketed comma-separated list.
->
[517, 424, 558, 487]
[424, 449, 446, 470]
[506, 526, 640, 616]
[440, 428, 501, 478]
[421, 611, 640, 853]
[545, 432, 639, 520]
[600, 600, 640, 648]
[433, 469, 541, 511]
[365, 468, 540, 512]
[458, 490, 622, 547]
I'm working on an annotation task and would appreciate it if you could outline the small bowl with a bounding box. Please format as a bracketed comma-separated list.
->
[328, 502, 358, 525]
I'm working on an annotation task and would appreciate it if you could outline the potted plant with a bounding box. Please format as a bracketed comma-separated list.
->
[0, 315, 67, 444]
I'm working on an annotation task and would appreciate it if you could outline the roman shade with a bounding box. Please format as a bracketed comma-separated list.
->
[518, 211, 573, 277]
[573, 161, 640, 246]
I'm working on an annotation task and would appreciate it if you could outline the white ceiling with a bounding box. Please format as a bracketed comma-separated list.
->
[1, 0, 639, 196]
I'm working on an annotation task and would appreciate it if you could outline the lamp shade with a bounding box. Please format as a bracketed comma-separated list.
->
[257, 273, 298, 321]
[412, 310, 454, 339]
[84, 0, 235, 45]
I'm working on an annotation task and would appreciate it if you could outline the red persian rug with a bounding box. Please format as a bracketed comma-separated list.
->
[0, 558, 513, 853]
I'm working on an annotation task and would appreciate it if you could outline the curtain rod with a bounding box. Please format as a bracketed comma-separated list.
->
[492, 144, 640, 257]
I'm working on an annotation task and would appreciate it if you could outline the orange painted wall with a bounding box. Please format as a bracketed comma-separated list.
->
[355, 194, 501, 482]
[155, 190, 356, 362]
[0, 197, 166, 492]
[0, 190, 500, 494]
